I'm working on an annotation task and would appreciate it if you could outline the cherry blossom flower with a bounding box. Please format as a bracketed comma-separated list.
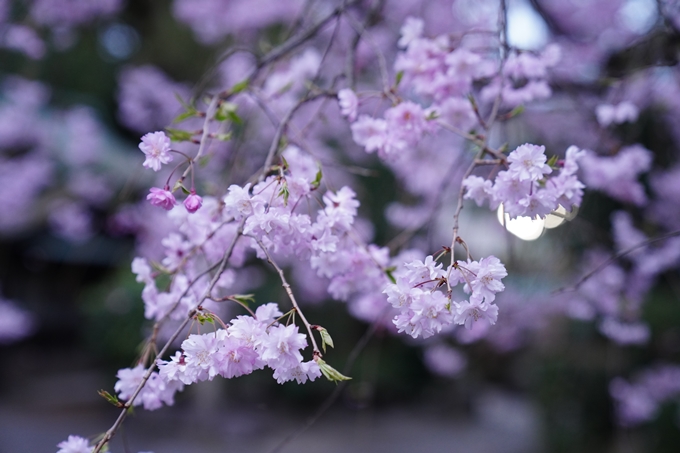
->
[147, 186, 177, 210]
[56, 435, 91, 453]
[138, 131, 173, 171]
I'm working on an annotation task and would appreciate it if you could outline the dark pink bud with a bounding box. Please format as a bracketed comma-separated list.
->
[184, 190, 203, 213]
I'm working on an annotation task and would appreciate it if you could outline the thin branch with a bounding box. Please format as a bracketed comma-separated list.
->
[218, 0, 362, 101]
[257, 91, 336, 183]
[553, 228, 680, 295]
[93, 218, 246, 453]
[250, 236, 321, 355]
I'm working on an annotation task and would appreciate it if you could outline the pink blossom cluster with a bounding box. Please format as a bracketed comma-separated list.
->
[580, 144, 653, 206]
[0, 76, 130, 240]
[172, 0, 305, 44]
[481, 45, 561, 107]
[117, 65, 191, 133]
[114, 364, 184, 411]
[131, 199, 248, 323]
[595, 101, 639, 127]
[563, 250, 651, 346]
[56, 435, 151, 453]
[610, 364, 680, 426]
[463, 144, 585, 219]
[384, 255, 507, 338]
[154, 303, 320, 389]
[350, 100, 437, 160]
[137, 129, 204, 214]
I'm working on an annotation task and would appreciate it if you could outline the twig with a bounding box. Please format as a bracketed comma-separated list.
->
[553, 228, 680, 295]
[218, 0, 362, 101]
[93, 219, 246, 453]
[250, 236, 321, 355]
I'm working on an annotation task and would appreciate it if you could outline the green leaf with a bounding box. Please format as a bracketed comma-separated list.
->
[230, 79, 249, 94]
[507, 104, 524, 118]
[215, 101, 239, 122]
[98, 390, 123, 407]
[426, 110, 439, 120]
[165, 127, 195, 142]
[214, 132, 232, 142]
[310, 165, 323, 190]
[173, 108, 199, 123]
[278, 180, 289, 206]
[385, 267, 397, 284]
[316, 358, 351, 383]
[171, 179, 184, 193]
[547, 154, 559, 168]
[232, 294, 256, 306]
[196, 313, 215, 324]
[395, 70, 404, 86]
[316, 326, 334, 353]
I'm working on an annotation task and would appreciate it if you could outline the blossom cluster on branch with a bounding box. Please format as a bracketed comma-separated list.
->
[1, 0, 679, 452]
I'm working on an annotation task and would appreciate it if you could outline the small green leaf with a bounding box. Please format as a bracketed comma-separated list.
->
[385, 267, 397, 284]
[165, 127, 196, 142]
[316, 358, 351, 383]
[280, 155, 289, 171]
[395, 70, 404, 86]
[316, 326, 334, 353]
[507, 104, 524, 118]
[278, 180, 290, 206]
[310, 165, 323, 190]
[196, 313, 215, 324]
[173, 108, 199, 123]
[426, 110, 439, 120]
[215, 101, 239, 122]
[547, 154, 559, 168]
[171, 179, 184, 193]
[214, 132, 232, 141]
[98, 390, 123, 407]
[230, 79, 249, 94]
[232, 294, 256, 305]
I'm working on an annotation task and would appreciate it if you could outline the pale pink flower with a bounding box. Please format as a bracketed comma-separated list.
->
[56, 435, 91, 453]
[139, 131, 173, 171]
[507, 143, 552, 182]
[398, 17, 424, 48]
[350, 115, 387, 153]
[454, 297, 499, 330]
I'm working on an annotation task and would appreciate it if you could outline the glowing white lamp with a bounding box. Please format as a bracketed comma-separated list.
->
[496, 205, 545, 241]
